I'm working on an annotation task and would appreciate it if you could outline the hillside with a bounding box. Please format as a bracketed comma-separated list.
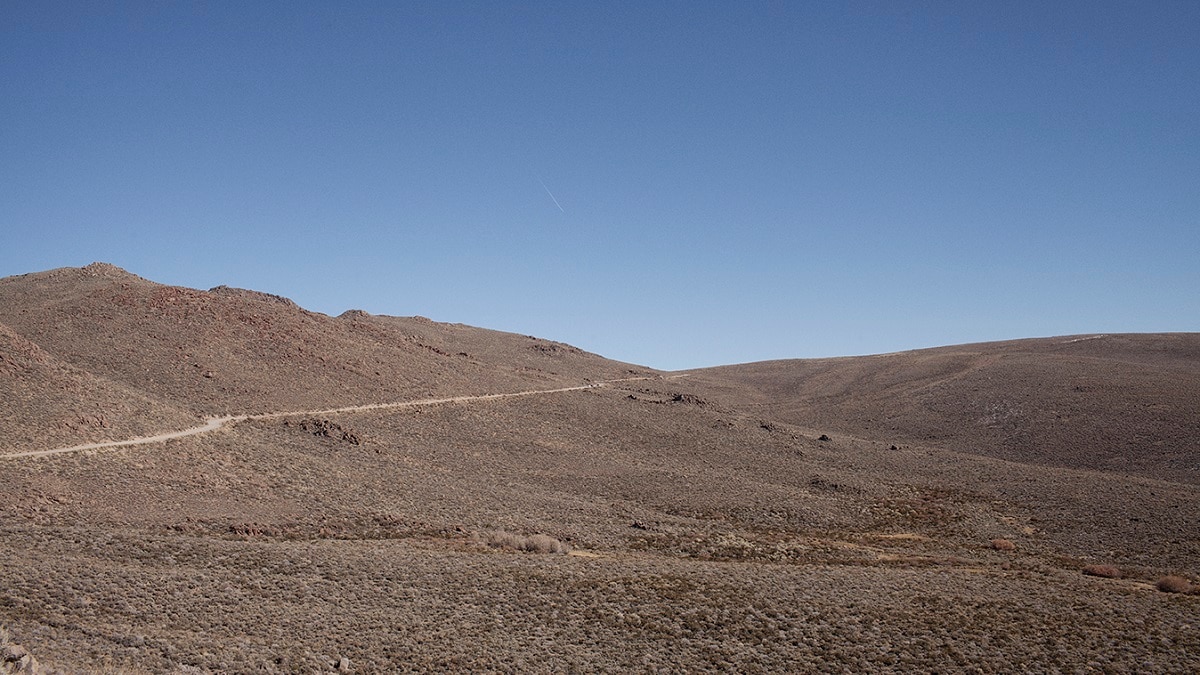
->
[0, 263, 649, 420]
[0, 320, 196, 454]
[1, 264, 1196, 672]
[686, 334, 1200, 484]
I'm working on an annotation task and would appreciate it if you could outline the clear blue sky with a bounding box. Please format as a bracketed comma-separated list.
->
[3, 1, 1197, 370]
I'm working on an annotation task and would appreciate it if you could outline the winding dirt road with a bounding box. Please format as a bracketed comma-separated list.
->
[1, 378, 663, 460]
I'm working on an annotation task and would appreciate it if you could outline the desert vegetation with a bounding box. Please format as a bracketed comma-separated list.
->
[474, 530, 572, 554]
[1, 625, 40, 675]
[1082, 564, 1123, 579]
[1156, 575, 1193, 594]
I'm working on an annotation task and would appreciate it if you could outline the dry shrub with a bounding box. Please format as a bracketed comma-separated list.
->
[484, 530, 524, 550]
[522, 534, 570, 554]
[1082, 564, 1122, 579]
[989, 538, 1016, 551]
[1155, 575, 1191, 594]
[476, 530, 571, 554]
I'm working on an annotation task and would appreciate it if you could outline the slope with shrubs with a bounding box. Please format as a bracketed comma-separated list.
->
[687, 334, 1200, 483]
[1, 380, 1196, 671]
[0, 320, 196, 454]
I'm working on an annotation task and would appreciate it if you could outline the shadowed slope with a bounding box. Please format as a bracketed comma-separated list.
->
[686, 334, 1200, 483]
[0, 320, 196, 454]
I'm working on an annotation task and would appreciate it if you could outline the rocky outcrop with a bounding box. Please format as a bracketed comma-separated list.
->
[2, 642, 39, 674]
[0, 323, 52, 374]
[289, 418, 362, 445]
[670, 393, 708, 406]
[207, 285, 300, 309]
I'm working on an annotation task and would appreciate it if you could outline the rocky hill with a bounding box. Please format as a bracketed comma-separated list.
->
[0, 263, 649, 420]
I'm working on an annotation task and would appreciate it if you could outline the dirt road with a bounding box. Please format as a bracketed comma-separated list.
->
[1, 378, 661, 460]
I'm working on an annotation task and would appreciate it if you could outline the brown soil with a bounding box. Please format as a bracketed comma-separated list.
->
[0, 264, 1196, 673]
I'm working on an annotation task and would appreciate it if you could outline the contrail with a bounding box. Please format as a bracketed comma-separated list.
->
[538, 178, 565, 213]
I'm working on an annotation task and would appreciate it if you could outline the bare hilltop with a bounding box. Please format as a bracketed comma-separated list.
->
[1, 263, 1196, 673]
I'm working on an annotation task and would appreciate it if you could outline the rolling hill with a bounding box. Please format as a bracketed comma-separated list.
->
[686, 334, 1200, 484]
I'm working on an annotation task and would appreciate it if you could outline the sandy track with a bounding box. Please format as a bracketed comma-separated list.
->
[0, 415, 244, 460]
[1, 378, 663, 460]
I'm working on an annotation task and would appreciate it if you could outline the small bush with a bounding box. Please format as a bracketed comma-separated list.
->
[1155, 575, 1191, 594]
[989, 538, 1016, 551]
[478, 530, 522, 550]
[476, 530, 571, 554]
[1082, 564, 1122, 579]
[522, 534, 571, 554]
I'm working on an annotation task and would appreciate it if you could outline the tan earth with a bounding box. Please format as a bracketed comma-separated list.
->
[1, 263, 1197, 673]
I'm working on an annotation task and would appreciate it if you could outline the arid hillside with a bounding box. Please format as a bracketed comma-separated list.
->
[686, 334, 1200, 484]
[0, 263, 648, 422]
[0, 319, 198, 454]
[1, 265, 1196, 673]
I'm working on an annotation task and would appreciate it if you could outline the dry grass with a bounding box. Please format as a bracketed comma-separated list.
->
[1155, 575, 1192, 593]
[1082, 564, 1123, 579]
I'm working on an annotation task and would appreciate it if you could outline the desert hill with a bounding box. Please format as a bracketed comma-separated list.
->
[686, 333, 1200, 484]
[0, 263, 649, 421]
[0, 264, 1196, 672]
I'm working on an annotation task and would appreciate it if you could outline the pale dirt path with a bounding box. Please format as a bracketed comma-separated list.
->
[1, 376, 674, 460]
[0, 415, 245, 460]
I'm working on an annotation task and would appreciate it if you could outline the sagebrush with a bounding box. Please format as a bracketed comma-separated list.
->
[476, 530, 571, 554]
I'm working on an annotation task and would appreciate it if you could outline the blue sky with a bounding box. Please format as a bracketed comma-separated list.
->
[2, 1, 1197, 370]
